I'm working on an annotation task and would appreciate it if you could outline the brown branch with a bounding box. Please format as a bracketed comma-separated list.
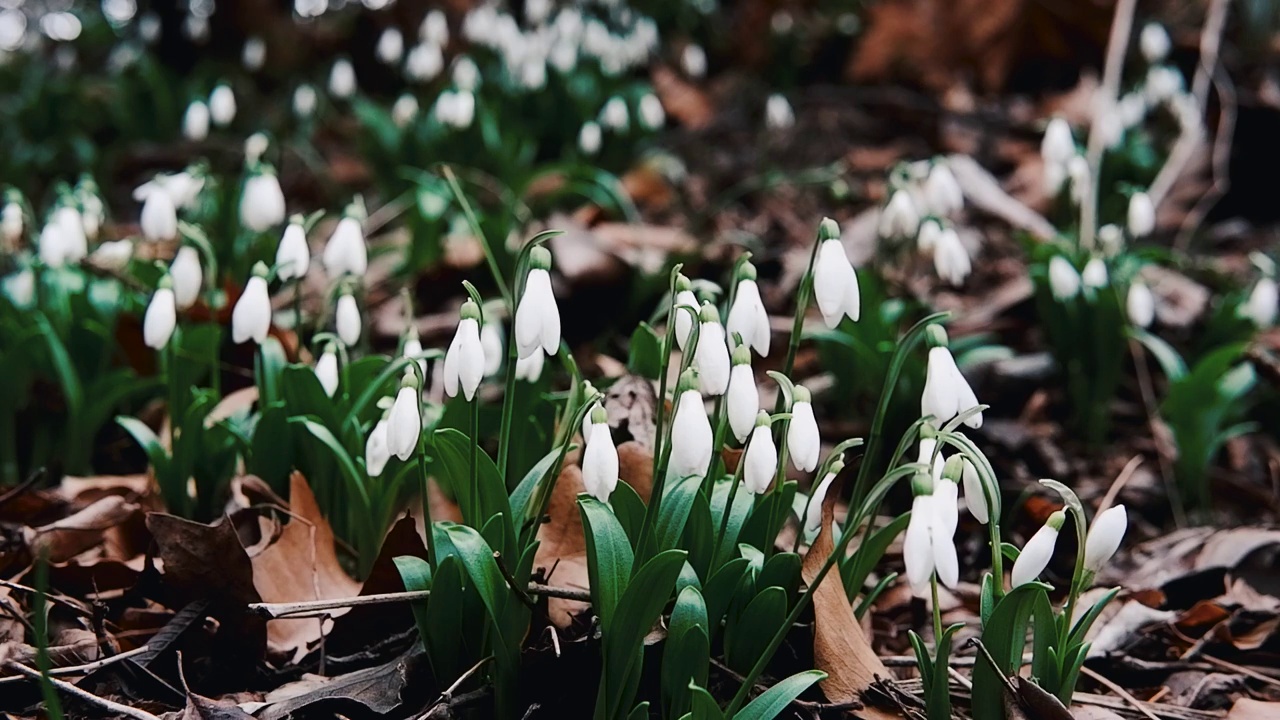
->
[5, 661, 163, 720]
[0, 645, 149, 686]
[1080, 0, 1139, 251]
[248, 583, 592, 619]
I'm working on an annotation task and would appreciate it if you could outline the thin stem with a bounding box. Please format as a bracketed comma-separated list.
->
[469, 396, 480, 527]
[648, 265, 684, 489]
[442, 165, 512, 310]
[931, 575, 943, 648]
[702, 395, 727, 497]
[418, 433, 436, 570]
[775, 233, 823, 412]
[711, 441, 749, 565]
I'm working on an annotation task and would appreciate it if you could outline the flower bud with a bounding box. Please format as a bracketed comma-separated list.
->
[804, 468, 836, 535]
[681, 43, 707, 78]
[669, 387, 712, 480]
[578, 121, 602, 155]
[170, 246, 202, 310]
[444, 300, 486, 400]
[765, 93, 794, 130]
[140, 187, 178, 242]
[878, 189, 919, 239]
[787, 386, 820, 473]
[638, 93, 665, 130]
[365, 417, 391, 477]
[673, 280, 699, 352]
[694, 303, 730, 396]
[916, 218, 943, 253]
[1048, 256, 1080, 301]
[1127, 280, 1155, 328]
[1083, 505, 1127, 573]
[387, 377, 421, 461]
[1098, 224, 1124, 256]
[1242, 277, 1279, 327]
[743, 417, 778, 494]
[1127, 192, 1155, 238]
[392, 94, 419, 128]
[961, 458, 990, 524]
[231, 263, 272, 345]
[932, 227, 971, 287]
[377, 27, 404, 65]
[242, 36, 265, 71]
[144, 279, 177, 349]
[514, 253, 560, 359]
[582, 408, 619, 503]
[1082, 256, 1109, 292]
[209, 84, 236, 127]
[336, 291, 361, 347]
[599, 96, 628, 131]
[1140, 23, 1170, 64]
[316, 344, 339, 397]
[813, 236, 861, 329]
[183, 100, 210, 141]
[923, 161, 964, 217]
[1011, 510, 1065, 587]
[1041, 117, 1075, 168]
[725, 352, 759, 444]
[275, 219, 311, 282]
[240, 169, 286, 233]
[921, 345, 982, 428]
[330, 58, 357, 99]
[323, 214, 368, 277]
[726, 265, 770, 356]
[294, 84, 318, 119]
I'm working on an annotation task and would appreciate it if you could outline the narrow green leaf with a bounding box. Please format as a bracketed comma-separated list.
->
[735, 669, 826, 720]
[579, 495, 635, 633]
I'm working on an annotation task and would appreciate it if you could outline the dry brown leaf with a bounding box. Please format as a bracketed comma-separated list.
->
[1068, 705, 1125, 719]
[799, 473, 894, 717]
[250, 472, 361, 663]
[650, 65, 713, 129]
[23, 495, 140, 563]
[1227, 699, 1280, 719]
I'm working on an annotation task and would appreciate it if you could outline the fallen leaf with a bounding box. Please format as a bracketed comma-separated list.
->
[1228, 699, 1280, 719]
[178, 692, 256, 720]
[23, 495, 140, 563]
[255, 645, 422, 720]
[650, 64, 714, 129]
[325, 513, 428, 658]
[1069, 706, 1125, 719]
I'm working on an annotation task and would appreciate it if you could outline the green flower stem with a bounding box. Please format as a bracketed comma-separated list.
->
[702, 395, 727, 497]
[442, 165, 512, 310]
[931, 575, 943, 649]
[417, 431, 436, 570]
[711, 438, 749, 564]
[647, 265, 684, 493]
[469, 395, 480, 528]
[775, 229, 823, 412]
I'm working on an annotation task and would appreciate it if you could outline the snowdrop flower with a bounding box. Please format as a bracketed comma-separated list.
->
[669, 371, 713, 479]
[600, 96, 629, 131]
[392, 94, 419, 128]
[406, 42, 444, 82]
[1082, 256, 1109, 293]
[812, 218, 861, 328]
[638, 93, 665, 130]
[452, 56, 479, 91]
[1095, 109, 1124, 150]
[330, 58, 357, 99]
[693, 303, 730, 396]
[421, 10, 448, 45]
[1128, 192, 1155, 238]
[244, 133, 269, 165]
[481, 321, 503, 377]
[1098, 224, 1125, 257]
[140, 187, 178, 242]
[231, 263, 272, 345]
[335, 290, 361, 347]
[402, 330, 426, 378]
[3, 268, 34, 308]
[135, 171, 205, 210]
[275, 218, 310, 282]
[878, 189, 919, 239]
[726, 263, 770, 356]
[3, 195, 23, 248]
[918, 438, 945, 482]
[315, 343, 339, 397]
[915, 218, 942, 253]
[960, 458, 990, 524]
[1011, 510, 1064, 587]
[514, 247, 560, 359]
[323, 212, 368, 277]
[170, 246, 202, 310]
[377, 27, 404, 65]
[787, 385, 820, 473]
[436, 90, 476, 129]
[582, 405, 619, 502]
[365, 416, 391, 477]
[183, 100, 210, 141]
[38, 217, 70, 268]
[1083, 505, 1127, 573]
[578, 121, 602, 155]
[444, 299, 486, 401]
[242, 36, 265, 71]
[1242, 277, 1278, 327]
[920, 326, 982, 428]
[1067, 155, 1090, 206]
[804, 463, 840, 536]
[91, 240, 133, 271]
[209, 84, 236, 127]
[1118, 93, 1147, 128]
[933, 226, 971, 287]
[923, 161, 964, 217]
[726, 346, 759, 444]
[681, 44, 707, 78]
[515, 351, 544, 382]
[387, 374, 421, 461]
[240, 168, 286, 233]
[144, 276, 177, 349]
[1143, 65, 1183, 106]
[1048, 256, 1080, 301]
[673, 276, 699, 352]
[1140, 23, 1170, 64]
[54, 206, 87, 264]
[1041, 117, 1075, 168]
[903, 474, 959, 596]
[765, 93, 795, 130]
[293, 84, 318, 119]
[1127, 281, 1155, 328]
[743, 412, 778, 495]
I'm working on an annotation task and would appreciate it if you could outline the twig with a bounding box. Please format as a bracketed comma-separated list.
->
[425, 656, 492, 712]
[1201, 654, 1280, 689]
[1128, 339, 1187, 526]
[947, 666, 972, 691]
[1173, 63, 1235, 253]
[0, 645, 149, 686]
[1098, 454, 1143, 516]
[5, 661, 163, 720]
[0, 467, 46, 508]
[1081, 666, 1162, 720]
[248, 583, 593, 619]
[493, 552, 536, 609]
[1080, 0, 1138, 251]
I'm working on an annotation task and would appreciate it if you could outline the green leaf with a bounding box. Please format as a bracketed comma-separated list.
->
[710, 477, 755, 569]
[290, 418, 370, 511]
[1129, 327, 1187, 381]
[735, 670, 826, 720]
[663, 587, 710, 718]
[247, 404, 293, 492]
[392, 555, 432, 649]
[510, 444, 565, 526]
[627, 322, 663, 379]
[433, 428, 513, 554]
[908, 630, 933, 690]
[928, 624, 963, 720]
[971, 582, 1052, 720]
[758, 553, 801, 600]
[610, 481, 648, 550]
[625, 702, 650, 720]
[652, 474, 701, 556]
[579, 495, 635, 633]
[688, 683, 723, 720]
[703, 557, 749, 635]
[601, 549, 687, 719]
[254, 336, 288, 406]
[843, 512, 910, 600]
[725, 586, 787, 674]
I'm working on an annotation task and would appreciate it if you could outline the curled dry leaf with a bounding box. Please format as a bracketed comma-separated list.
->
[23, 495, 140, 563]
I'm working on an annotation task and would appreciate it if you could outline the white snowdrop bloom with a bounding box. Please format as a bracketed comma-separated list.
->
[669, 383, 713, 480]
[242, 36, 265, 70]
[144, 281, 177, 349]
[2, 199, 22, 247]
[481, 321, 503, 377]
[38, 218, 70, 268]
[525, 0, 552, 25]
[1127, 281, 1155, 328]
[903, 488, 959, 596]
[452, 56, 480, 91]
[315, 345, 339, 397]
[681, 43, 706, 78]
[183, 100, 210, 141]
[1128, 192, 1155, 238]
[923, 162, 964, 217]
[578, 121, 602, 155]
[240, 170, 286, 233]
[920, 331, 982, 428]
[209, 84, 236, 127]
[1011, 511, 1064, 587]
[405, 42, 443, 82]
[765, 93, 795, 131]
[140, 188, 178, 242]
[581, 406, 619, 503]
[693, 304, 730, 396]
[293, 84, 318, 119]
[1118, 93, 1147, 128]
[376, 27, 404, 65]
[170, 246, 202, 310]
[804, 468, 838, 536]
[673, 283, 699, 352]
[812, 220, 861, 329]
[1041, 117, 1075, 169]
[1094, 108, 1124, 150]
[79, 191, 104, 241]
[519, 58, 547, 91]
[402, 334, 426, 378]
[335, 291, 361, 347]
[329, 58, 357, 99]
[933, 226, 971, 287]
[244, 133, 269, 165]
[1143, 65, 1183, 105]
[436, 90, 476, 129]
[1082, 256, 1109, 292]
[917, 438, 945, 482]
[961, 459, 989, 524]
[91, 240, 133, 271]
[323, 215, 368, 277]
[1084, 505, 1127, 573]
[365, 417, 391, 477]
[878, 189, 920, 239]
[513, 248, 560, 359]
[725, 349, 759, 444]
[916, 218, 943, 254]
[444, 300, 486, 401]
[392, 94, 419, 128]
[515, 351, 544, 382]
[787, 386, 820, 473]
[1242, 277, 1279, 327]
[726, 269, 770, 356]
[420, 10, 448, 46]
[134, 171, 205, 211]
[549, 40, 577, 74]
[387, 381, 421, 461]
[1067, 155, 1090, 206]
[638, 93, 665, 130]
[1048, 256, 1081, 301]
[1098, 224, 1125, 256]
[600, 96, 629, 131]
[54, 206, 87, 263]
[231, 265, 272, 345]
[1140, 23, 1170, 64]
[742, 416, 778, 495]
[4, 268, 34, 308]
[275, 220, 310, 282]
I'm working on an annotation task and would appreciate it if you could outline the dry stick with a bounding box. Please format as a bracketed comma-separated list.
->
[0, 645, 150, 686]
[1129, 338, 1188, 526]
[248, 584, 592, 619]
[1173, 65, 1236, 253]
[1080, 666, 1162, 720]
[421, 656, 493, 717]
[1098, 454, 1143, 515]
[1201, 654, 1280, 689]
[1079, 0, 1138, 251]
[5, 661, 163, 720]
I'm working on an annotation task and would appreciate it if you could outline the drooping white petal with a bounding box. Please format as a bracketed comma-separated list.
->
[1084, 505, 1127, 573]
[322, 216, 368, 277]
[240, 173, 286, 233]
[387, 386, 421, 461]
[903, 495, 936, 595]
[725, 279, 770, 356]
[742, 425, 777, 495]
[231, 276, 271, 344]
[1127, 281, 1155, 328]
[336, 293, 361, 347]
[144, 288, 177, 349]
[1011, 523, 1060, 588]
[1127, 192, 1155, 237]
[725, 364, 759, 444]
[1048, 256, 1081, 301]
[515, 351, 544, 382]
[933, 227, 971, 287]
[514, 268, 560, 358]
[365, 419, 391, 477]
[813, 239, 860, 328]
[669, 389, 712, 480]
[787, 400, 820, 473]
[276, 222, 311, 282]
[170, 246, 202, 310]
[140, 189, 178, 242]
[673, 289, 699, 351]
[582, 421, 619, 502]
[694, 321, 730, 396]
[315, 350, 339, 397]
[961, 459, 990, 524]
[444, 317, 485, 401]
[923, 163, 964, 217]
[481, 322, 503, 377]
[804, 471, 836, 536]
[921, 347, 960, 423]
[1242, 278, 1278, 327]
